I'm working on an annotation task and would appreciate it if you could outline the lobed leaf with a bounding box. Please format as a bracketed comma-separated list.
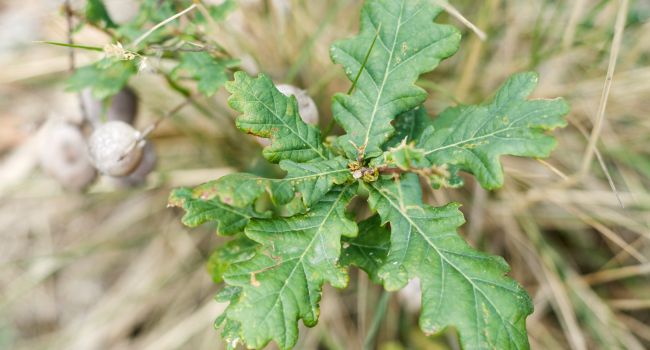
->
[168, 188, 259, 236]
[219, 186, 357, 350]
[66, 59, 137, 100]
[226, 72, 328, 163]
[419, 72, 570, 189]
[368, 173, 533, 350]
[172, 52, 235, 97]
[331, 0, 460, 159]
[191, 157, 352, 208]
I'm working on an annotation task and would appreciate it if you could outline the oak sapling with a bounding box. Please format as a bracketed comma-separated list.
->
[169, 0, 570, 349]
[82, 87, 139, 127]
[88, 120, 145, 176]
[38, 120, 97, 191]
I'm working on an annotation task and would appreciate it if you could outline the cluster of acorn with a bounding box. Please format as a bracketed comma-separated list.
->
[37, 84, 318, 191]
[38, 88, 156, 191]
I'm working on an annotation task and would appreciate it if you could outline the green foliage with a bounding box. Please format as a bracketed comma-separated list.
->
[172, 52, 237, 97]
[226, 72, 329, 163]
[66, 58, 137, 100]
[330, 0, 460, 159]
[368, 174, 533, 348]
[221, 187, 357, 349]
[168, 187, 260, 236]
[341, 215, 390, 283]
[207, 237, 258, 284]
[67, 0, 238, 103]
[86, 0, 117, 29]
[191, 157, 351, 208]
[418, 72, 570, 189]
[169, 0, 569, 349]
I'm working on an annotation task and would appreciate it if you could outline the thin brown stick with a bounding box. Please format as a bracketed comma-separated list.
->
[63, 0, 89, 122]
[579, 0, 629, 176]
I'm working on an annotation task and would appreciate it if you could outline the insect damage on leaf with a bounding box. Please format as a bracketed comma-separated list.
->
[170, 0, 569, 349]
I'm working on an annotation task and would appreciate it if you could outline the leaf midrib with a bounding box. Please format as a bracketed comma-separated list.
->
[372, 184, 524, 348]
[254, 187, 350, 330]
[361, 0, 406, 155]
[423, 107, 547, 157]
[285, 169, 349, 182]
[248, 93, 327, 160]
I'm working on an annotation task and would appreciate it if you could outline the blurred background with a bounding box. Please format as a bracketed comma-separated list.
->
[0, 0, 649, 349]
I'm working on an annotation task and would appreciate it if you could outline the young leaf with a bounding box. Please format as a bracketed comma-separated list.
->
[419, 72, 570, 189]
[168, 188, 259, 236]
[330, 0, 460, 159]
[341, 215, 390, 283]
[368, 174, 533, 349]
[172, 52, 234, 97]
[191, 157, 351, 208]
[67, 59, 137, 100]
[220, 186, 357, 350]
[226, 72, 328, 163]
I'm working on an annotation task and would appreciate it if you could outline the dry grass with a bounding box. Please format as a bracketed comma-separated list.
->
[0, 0, 649, 349]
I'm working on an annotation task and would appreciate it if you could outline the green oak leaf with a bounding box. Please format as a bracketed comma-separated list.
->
[191, 157, 351, 208]
[341, 215, 390, 283]
[367, 173, 533, 349]
[192, 174, 295, 208]
[226, 72, 328, 163]
[419, 72, 570, 189]
[330, 0, 460, 159]
[172, 52, 236, 97]
[219, 187, 357, 350]
[168, 188, 261, 236]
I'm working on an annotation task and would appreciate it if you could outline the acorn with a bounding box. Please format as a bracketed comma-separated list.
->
[38, 120, 97, 191]
[88, 121, 145, 177]
[82, 87, 139, 127]
[256, 84, 319, 146]
[110, 142, 157, 187]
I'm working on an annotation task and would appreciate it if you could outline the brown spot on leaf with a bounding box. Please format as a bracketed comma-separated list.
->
[250, 273, 261, 287]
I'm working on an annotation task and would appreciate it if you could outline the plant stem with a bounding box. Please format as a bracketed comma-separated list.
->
[131, 4, 198, 48]
[363, 290, 390, 350]
[324, 22, 382, 137]
[36, 41, 104, 52]
[62, 0, 89, 123]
